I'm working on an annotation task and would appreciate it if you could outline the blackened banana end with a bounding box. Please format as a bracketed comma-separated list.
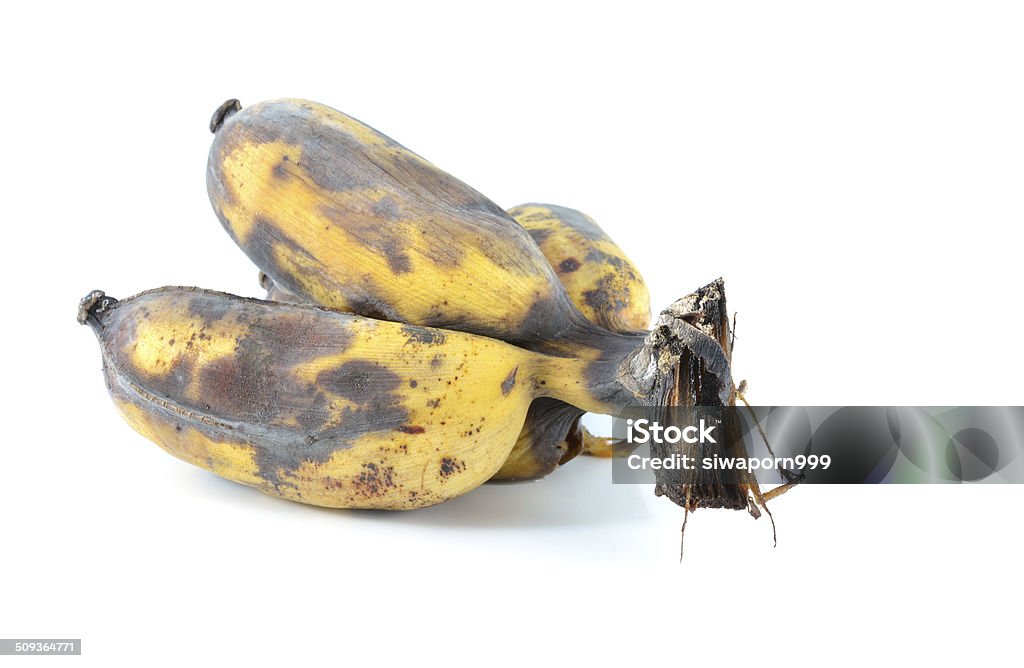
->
[78, 290, 117, 328]
[209, 99, 241, 134]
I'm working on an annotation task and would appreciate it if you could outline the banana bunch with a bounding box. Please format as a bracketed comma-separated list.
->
[81, 97, 742, 512]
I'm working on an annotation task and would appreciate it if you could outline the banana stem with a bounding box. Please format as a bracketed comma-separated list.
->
[533, 279, 736, 417]
[616, 278, 734, 407]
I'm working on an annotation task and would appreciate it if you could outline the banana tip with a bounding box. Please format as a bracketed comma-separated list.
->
[210, 99, 241, 134]
[78, 290, 117, 327]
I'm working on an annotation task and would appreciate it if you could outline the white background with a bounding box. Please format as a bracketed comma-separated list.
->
[3, 1, 1022, 665]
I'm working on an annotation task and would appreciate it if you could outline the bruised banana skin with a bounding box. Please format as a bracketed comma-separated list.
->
[262, 202, 653, 334]
[261, 276, 587, 480]
[260, 200, 653, 478]
[498, 204, 652, 475]
[262, 274, 586, 480]
[509, 203, 651, 334]
[206, 98, 638, 358]
[80, 287, 631, 509]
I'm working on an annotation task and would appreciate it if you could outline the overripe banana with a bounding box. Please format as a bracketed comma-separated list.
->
[258, 201, 654, 478]
[260, 275, 588, 480]
[79, 287, 651, 509]
[509, 203, 650, 334]
[207, 99, 639, 358]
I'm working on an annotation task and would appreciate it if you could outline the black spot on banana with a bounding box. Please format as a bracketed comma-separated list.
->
[509, 203, 651, 334]
[79, 287, 655, 509]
